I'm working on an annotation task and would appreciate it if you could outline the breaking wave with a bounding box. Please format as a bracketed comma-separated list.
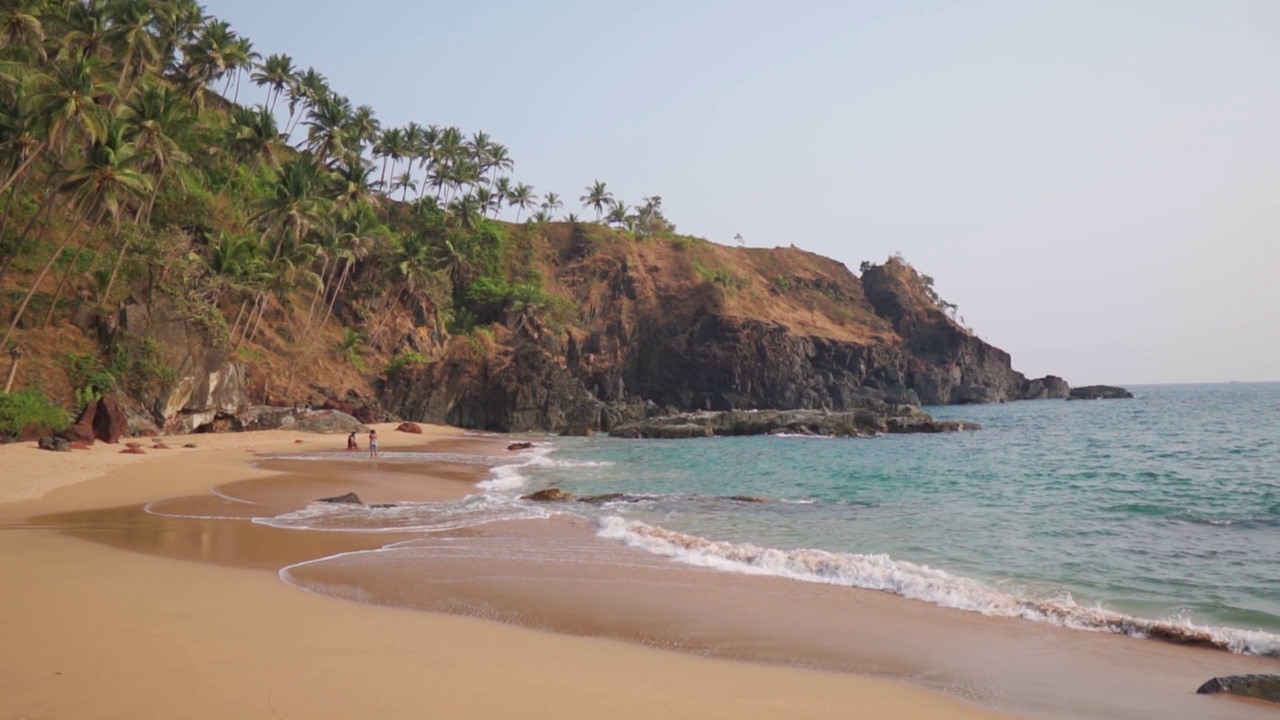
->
[596, 516, 1280, 657]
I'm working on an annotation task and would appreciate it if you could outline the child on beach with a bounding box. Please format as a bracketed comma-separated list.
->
[368, 429, 378, 457]
[346, 432, 358, 451]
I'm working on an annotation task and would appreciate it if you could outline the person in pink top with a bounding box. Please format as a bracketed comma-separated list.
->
[368, 429, 378, 457]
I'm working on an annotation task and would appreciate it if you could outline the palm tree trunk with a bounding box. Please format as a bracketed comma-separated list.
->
[320, 259, 351, 329]
[2, 348, 19, 393]
[42, 208, 108, 327]
[0, 140, 47, 197]
[0, 189, 63, 290]
[100, 227, 130, 302]
[1, 202, 96, 352]
[0, 159, 30, 245]
[300, 256, 330, 339]
[228, 296, 250, 342]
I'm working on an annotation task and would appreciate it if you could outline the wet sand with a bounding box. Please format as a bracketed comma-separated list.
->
[0, 425, 1020, 720]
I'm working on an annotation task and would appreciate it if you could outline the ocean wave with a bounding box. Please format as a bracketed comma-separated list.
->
[253, 494, 551, 533]
[596, 517, 1280, 657]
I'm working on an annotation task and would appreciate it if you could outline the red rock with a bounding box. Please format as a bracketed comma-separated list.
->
[395, 422, 423, 434]
[119, 447, 146, 455]
[125, 441, 142, 449]
[507, 442, 534, 451]
[151, 443, 171, 449]
[294, 439, 303, 443]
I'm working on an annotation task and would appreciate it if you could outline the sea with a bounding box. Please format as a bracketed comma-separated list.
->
[263, 383, 1280, 657]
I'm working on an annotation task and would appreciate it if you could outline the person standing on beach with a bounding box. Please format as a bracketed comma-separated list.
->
[368, 429, 378, 457]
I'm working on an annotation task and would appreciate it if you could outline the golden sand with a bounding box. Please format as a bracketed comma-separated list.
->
[0, 424, 1016, 720]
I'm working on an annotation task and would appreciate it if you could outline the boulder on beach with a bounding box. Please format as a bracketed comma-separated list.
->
[61, 396, 128, 445]
[290, 410, 368, 434]
[1068, 385, 1134, 400]
[507, 442, 534, 451]
[522, 488, 574, 502]
[38, 436, 71, 452]
[119, 446, 146, 454]
[395, 422, 423, 434]
[318, 492, 363, 504]
[1196, 674, 1280, 704]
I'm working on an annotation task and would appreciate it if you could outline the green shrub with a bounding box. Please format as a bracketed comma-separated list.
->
[0, 391, 70, 437]
[385, 350, 429, 374]
[61, 351, 115, 406]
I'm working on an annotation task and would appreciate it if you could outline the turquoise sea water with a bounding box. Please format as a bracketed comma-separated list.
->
[511, 383, 1280, 653]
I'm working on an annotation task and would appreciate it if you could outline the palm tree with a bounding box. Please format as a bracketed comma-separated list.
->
[540, 192, 562, 215]
[251, 53, 296, 113]
[372, 126, 406, 190]
[253, 157, 334, 262]
[304, 92, 352, 164]
[331, 160, 381, 210]
[105, 0, 159, 93]
[121, 81, 193, 221]
[3, 119, 151, 347]
[509, 182, 536, 222]
[152, 0, 204, 72]
[226, 104, 285, 169]
[606, 200, 631, 228]
[447, 192, 479, 230]
[1, 51, 114, 195]
[181, 18, 235, 107]
[580, 180, 613, 221]
[224, 36, 259, 104]
[283, 66, 326, 140]
[0, 0, 48, 61]
[391, 170, 416, 204]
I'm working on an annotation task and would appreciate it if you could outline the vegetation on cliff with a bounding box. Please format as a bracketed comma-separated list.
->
[0, 1, 1062, 434]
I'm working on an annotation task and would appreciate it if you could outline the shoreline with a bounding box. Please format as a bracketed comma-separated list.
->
[0, 425, 1021, 720]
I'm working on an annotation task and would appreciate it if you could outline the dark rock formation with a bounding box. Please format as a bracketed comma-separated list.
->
[38, 436, 70, 452]
[395, 422, 423, 434]
[1196, 674, 1280, 704]
[239, 406, 297, 431]
[291, 410, 367, 434]
[378, 243, 1067, 432]
[116, 300, 249, 434]
[506, 442, 534, 451]
[1069, 385, 1134, 400]
[62, 397, 127, 444]
[559, 424, 594, 437]
[318, 492, 362, 504]
[523, 488, 573, 502]
[610, 408, 977, 439]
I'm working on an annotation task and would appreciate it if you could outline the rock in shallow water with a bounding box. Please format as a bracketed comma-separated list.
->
[1196, 674, 1280, 704]
[318, 492, 362, 504]
[609, 408, 978, 439]
[522, 488, 574, 502]
[1068, 385, 1133, 400]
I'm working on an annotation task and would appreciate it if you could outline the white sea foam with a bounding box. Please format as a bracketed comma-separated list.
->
[596, 516, 1280, 657]
[253, 494, 551, 533]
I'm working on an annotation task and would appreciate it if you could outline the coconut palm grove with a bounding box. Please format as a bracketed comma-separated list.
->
[0, 0, 688, 427]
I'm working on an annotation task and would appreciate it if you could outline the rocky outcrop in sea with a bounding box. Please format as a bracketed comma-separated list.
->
[608, 408, 978, 439]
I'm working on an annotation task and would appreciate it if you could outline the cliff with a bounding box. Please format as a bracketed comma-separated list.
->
[380, 226, 1067, 432]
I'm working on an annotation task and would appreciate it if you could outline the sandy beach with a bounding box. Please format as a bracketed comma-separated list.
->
[0, 424, 1017, 720]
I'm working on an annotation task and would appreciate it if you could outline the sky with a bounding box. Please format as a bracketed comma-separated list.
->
[203, 0, 1280, 385]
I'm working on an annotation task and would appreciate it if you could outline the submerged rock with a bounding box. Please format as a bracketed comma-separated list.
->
[318, 492, 362, 504]
[507, 442, 534, 451]
[1069, 385, 1133, 400]
[523, 488, 574, 502]
[1196, 674, 1280, 704]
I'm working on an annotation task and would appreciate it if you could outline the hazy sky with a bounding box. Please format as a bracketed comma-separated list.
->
[205, 0, 1279, 385]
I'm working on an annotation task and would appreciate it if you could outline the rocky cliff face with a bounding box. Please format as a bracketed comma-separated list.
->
[380, 228, 1068, 431]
